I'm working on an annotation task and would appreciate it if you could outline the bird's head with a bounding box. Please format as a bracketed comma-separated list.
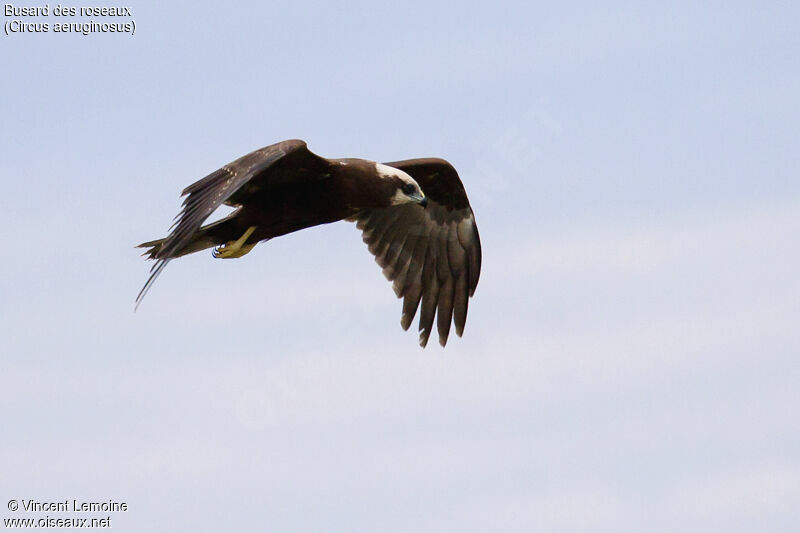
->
[375, 163, 428, 208]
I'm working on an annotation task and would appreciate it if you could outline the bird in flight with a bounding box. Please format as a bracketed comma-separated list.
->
[136, 139, 482, 347]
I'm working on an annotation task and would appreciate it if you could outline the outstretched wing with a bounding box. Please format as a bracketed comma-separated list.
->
[135, 139, 327, 308]
[354, 158, 482, 347]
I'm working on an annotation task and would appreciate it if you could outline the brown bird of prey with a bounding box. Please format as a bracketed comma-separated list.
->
[136, 139, 481, 347]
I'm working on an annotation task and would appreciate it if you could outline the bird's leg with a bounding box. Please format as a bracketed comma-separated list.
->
[213, 226, 258, 259]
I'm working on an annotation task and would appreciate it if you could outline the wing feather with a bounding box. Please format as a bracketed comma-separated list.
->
[418, 249, 440, 348]
[436, 277, 455, 346]
[453, 271, 469, 337]
[401, 279, 424, 331]
[381, 230, 412, 284]
[373, 222, 406, 273]
[365, 208, 403, 256]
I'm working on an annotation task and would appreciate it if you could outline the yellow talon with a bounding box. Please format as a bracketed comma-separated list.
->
[213, 226, 258, 259]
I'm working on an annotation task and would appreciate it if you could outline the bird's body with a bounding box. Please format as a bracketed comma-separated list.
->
[137, 139, 481, 347]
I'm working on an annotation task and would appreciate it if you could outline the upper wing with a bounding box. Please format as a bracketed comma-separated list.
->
[354, 158, 482, 347]
[135, 139, 328, 308]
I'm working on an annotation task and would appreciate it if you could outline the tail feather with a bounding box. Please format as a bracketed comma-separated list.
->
[136, 234, 216, 260]
[137, 217, 240, 260]
[137, 237, 166, 259]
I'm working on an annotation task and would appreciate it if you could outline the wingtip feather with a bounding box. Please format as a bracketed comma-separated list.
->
[418, 330, 430, 348]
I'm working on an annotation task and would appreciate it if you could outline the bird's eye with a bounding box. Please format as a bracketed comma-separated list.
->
[402, 183, 416, 195]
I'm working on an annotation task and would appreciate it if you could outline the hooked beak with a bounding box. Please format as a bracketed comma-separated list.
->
[411, 192, 428, 208]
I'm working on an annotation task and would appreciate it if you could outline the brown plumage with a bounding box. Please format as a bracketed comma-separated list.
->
[136, 139, 482, 347]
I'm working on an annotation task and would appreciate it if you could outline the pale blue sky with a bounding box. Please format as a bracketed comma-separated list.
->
[2, 1, 799, 531]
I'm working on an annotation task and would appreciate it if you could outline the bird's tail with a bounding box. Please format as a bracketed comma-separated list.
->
[137, 237, 167, 259]
[136, 218, 236, 260]
[136, 234, 218, 260]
